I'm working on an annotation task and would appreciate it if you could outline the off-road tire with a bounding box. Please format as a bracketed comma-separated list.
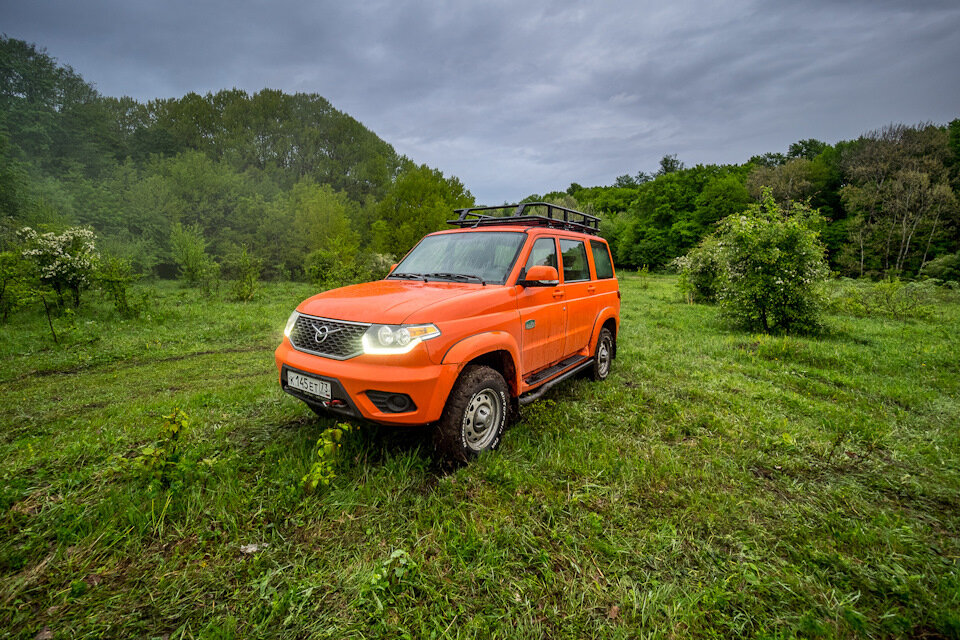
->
[434, 365, 510, 463]
[591, 327, 614, 381]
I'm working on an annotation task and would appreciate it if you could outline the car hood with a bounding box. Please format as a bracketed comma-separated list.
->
[297, 279, 479, 324]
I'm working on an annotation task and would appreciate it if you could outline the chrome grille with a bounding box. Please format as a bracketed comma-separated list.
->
[288, 314, 368, 359]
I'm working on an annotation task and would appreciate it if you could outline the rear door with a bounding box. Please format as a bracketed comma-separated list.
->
[517, 236, 566, 375]
[558, 237, 594, 356]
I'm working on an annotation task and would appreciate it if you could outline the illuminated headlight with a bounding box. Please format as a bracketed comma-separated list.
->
[283, 311, 299, 338]
[362, 323, 440, 354]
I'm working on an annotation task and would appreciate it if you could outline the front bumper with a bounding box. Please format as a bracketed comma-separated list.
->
[275, 340, 461, 425]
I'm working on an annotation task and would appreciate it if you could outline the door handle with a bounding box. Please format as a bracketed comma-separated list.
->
[587, 285, 596, 293]
[552, 290, 564, 299]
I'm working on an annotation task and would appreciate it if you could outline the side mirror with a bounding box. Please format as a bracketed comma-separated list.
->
[518, 265, 559, 287]
[389, 263, 398, 274]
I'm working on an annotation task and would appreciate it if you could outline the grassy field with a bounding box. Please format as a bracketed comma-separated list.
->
[1, 274, 958, 639]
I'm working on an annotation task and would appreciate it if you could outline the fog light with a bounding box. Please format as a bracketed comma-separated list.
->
[386, 394, 412, 412]
[365, 390, 417, 413]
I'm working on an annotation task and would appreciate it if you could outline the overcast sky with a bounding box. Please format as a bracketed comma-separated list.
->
[3, 0, 959, 204]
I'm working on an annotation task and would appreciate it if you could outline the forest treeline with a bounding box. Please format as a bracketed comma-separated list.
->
[0, 36, 472, 280]
[551, 125, 960, 278]
[2, 35, 959, 282]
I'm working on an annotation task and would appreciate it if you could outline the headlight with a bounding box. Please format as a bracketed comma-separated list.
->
[283, 311, 299, 338]
[362, 323, 440, 354]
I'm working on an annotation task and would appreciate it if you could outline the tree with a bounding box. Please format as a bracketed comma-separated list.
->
[746, 158, 817, 205]
[712, 188, 829, 333]
[373, 163, 474, 256]
[170, 222, 218, 288]
[788, 138, 828, 160]
[19, 226, 99, 306]
[657, 154, 684, 176]
[694, 175, 752, 228]
[613, 174, 638, 188]
[839, 124, 957, 276]
[749, 152, 786, 168]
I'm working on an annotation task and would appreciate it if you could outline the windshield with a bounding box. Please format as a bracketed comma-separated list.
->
[390, 232, 526, 285]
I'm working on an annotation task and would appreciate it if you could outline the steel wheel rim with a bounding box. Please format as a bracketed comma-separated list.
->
[463, 388, 502, 451]
[597, 337, 611, 377]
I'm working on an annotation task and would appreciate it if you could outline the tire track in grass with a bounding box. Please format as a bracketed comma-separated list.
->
[2, 345, 275, 384]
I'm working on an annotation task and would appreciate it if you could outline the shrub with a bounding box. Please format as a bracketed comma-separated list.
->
[674, 236, 724, 303]
[302, 422, 354, 492]
[921, 251, 960, 281]
[306, 249, 357, 289]
[170, 223, 220, 292]
[716, 192, 829, 332]
[19, 226, 99, 307]
[0, 250, 31, 321]
[825, 277, 936, 321]
[95, 254, 141, 317]
[225, 244, 262, 302]
[305, 250, 394, 289]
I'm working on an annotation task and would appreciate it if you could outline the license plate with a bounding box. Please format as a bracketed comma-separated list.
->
[287, 371, 331, 400]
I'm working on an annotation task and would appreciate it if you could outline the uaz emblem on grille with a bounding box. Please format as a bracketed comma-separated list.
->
[313, 324, 342, 344]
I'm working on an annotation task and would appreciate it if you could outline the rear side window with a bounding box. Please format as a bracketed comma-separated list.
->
[590, 241, 615, 279]
[559, 239, 590, 282]
[522, 237, 558, 276]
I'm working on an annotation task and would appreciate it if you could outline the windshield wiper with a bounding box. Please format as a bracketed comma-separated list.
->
[387, 272, 426, 281]
[423, 272, 486, 285]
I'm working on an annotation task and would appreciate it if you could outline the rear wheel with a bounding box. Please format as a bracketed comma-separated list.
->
[434, 365, 510, 462]
[591, 327, 614, 381]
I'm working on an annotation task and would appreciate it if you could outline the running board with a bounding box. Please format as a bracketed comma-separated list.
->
[524, 354, 584, 385]
[518, 357, 593, 406]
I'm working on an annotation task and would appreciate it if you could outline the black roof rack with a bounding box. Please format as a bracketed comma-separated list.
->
[447, 202, 600, 235]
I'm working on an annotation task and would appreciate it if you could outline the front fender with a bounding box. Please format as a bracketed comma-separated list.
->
[440, 331, 522, 394]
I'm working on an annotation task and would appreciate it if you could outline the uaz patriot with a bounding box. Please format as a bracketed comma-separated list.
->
[275, 203, 620, 461]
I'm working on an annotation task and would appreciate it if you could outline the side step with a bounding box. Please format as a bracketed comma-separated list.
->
[524, 354, 585, 385]
[518, 356, 593, 406]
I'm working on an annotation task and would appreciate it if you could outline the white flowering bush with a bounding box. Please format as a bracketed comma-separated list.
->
[714, 189, 829, 332]
[19, 226, 100, 307]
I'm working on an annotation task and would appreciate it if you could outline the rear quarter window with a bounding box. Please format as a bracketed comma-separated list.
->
[559, 239, 590, 282]
[590, 241, 615, 279]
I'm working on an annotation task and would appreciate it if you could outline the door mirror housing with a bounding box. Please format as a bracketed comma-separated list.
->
[389, 263, 398, 274]
[518, 265, 559, 287]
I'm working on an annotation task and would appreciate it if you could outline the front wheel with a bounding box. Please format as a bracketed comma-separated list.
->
[434, 365, 510, 463]
[591, 327, 614, 381]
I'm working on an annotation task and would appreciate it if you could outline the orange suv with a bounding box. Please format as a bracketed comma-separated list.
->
[275, 203, 620, 461]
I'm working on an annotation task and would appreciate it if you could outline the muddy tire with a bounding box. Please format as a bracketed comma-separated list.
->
[591, 327, 614, 381]
[434, 365, 510, 463]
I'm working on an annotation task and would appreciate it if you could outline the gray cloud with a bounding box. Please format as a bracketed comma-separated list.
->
[3, 0, 959, 203]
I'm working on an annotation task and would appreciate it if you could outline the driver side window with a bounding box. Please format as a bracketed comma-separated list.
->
[522, 237, 558, 277]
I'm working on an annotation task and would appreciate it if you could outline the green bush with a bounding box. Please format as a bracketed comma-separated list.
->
[225, 244, 262, 302]
[170, 222, 220, 293]
[674, 236, 724, 303]
[305, 250, 394, 290]
[920, 251, 960, 281]
[826, 277, 936, 321]
[0, 250, 31, 321]
[95, 254, 141, 317]
[716, 191, 829, 332]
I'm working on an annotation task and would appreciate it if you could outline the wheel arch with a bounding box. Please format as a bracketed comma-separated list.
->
[441, 331, 522, 397]
[589, 308, 620, 358]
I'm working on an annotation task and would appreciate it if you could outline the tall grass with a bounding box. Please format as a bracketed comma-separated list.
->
[1, 276, 958, 638]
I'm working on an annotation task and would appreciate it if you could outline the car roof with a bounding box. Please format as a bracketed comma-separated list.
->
[429, 225, 606, 242]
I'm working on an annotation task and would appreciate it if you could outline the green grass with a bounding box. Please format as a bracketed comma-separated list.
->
[1, 275, 958, 639]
